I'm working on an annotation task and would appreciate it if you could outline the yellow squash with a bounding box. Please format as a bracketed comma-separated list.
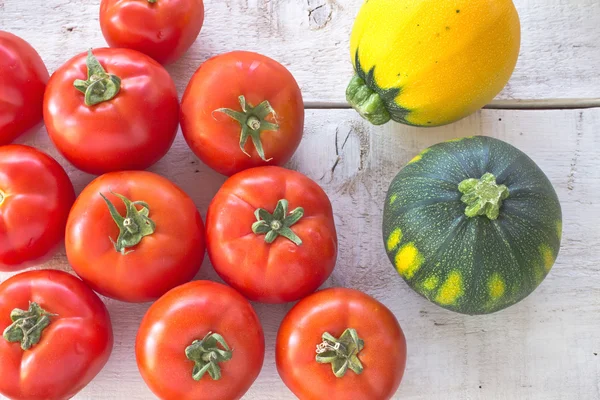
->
[347, 0, 521, 126]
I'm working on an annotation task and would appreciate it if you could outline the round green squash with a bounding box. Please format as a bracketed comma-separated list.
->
[382, 136, 562, 315]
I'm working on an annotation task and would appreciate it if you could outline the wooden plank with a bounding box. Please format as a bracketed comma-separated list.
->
[307, 98, 600, 110]
[292, 108, 600, 400]
[0, 0, 599, 104]
[1, 108, 599, 399]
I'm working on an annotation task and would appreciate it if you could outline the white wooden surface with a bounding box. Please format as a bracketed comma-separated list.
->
[1, 0, 600, 399]
[1, 0, 600, 104]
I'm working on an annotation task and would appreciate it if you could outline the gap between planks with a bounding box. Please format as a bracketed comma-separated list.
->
[305, 98, 600, 110]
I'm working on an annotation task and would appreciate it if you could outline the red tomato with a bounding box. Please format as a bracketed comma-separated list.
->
[136, 280, 265, 400]
[43, 48, 179, 175]
[181, 51, 304, 176]
[65, 171, 205, 302]
[276, 288, 407, 400]
[206, 166, 337, 303]
[100, 0, 204, 65]
[0, 31, 49, 145]
[0, 270, 113, 400]
[0, 145, 75, 271]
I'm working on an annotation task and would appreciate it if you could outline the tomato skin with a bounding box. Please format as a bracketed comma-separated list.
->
[0, 145, 75, 272]
[181, 51, 304, 176]
[100, 0, 204, 65]
[206, 166, 337, 303]
[276, 288, 407, 400]
[136, 280, 265, 400]
[0, 270, 113, 400]
[43, 48, 179, 175]
[0, 31, 49, 145]
[65, 171, 205, 302]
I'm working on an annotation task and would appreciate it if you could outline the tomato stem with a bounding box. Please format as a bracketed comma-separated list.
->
[100, 192, 156, 255]
[185, 332, 233, 381]
[346, 74, 391, 126]
[459, 173, 509, 220]
[73, 49, 121, 106]
[0, 190, 4, 205]
[315, 328, 364, 378]
[214, 95, 279, 162]
[246, 115, 262, 131]
[3, 302, 57, 351]
[148, 0, 157, 3]
[252, 199, 304, 245]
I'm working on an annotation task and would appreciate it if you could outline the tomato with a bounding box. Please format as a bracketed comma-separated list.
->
[0, 31, 49, 145]
[276, 288, 407, 400]
[136, 280, 264, 400]
[100, 0, 204, 65]
[181, 51, 304, 176]
[206, 166, 337, 303]
[65, 171, 205, 302]
[43, 48, 179, 175]
[0, 145, 75, 272]
[0, 270, 113, 400]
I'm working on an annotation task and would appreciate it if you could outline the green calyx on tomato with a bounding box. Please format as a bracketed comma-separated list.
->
[100, 192, 156, 255]
[148, 0, 157, 3]
[215, 95, 280, 162]
[252, 199, 304, 245]
[74, 49, 122, 107]
[3, 302, 57, 351]
[185, 331, 233, 381]
[458, 172, 509, 220]
[0, 190, 4, 205]
[315, 328, 365, 378]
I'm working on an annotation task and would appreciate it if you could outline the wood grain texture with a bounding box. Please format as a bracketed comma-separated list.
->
[1, 0, 600, 399]
[1, 108, 599, 399]
[0, 0, 599, 104]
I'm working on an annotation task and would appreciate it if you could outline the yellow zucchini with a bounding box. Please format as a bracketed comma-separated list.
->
[347, 0, 521, 126]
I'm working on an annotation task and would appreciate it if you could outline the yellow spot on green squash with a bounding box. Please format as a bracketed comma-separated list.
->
[540, 244, 555, 271]
[395, 243, 423, 279]
[447, 136, 473, 143]
[436, 271, 463, 305]
[389, 194, 398, 205]
[387, 228, 403, 251]
[488, 274, 505, 300]
[423, 276, 439, 291]
[409, 154, 422, 164]
[407, 148, 429, 164]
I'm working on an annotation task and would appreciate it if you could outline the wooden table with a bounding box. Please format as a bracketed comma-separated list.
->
[1, 1, 599, 399]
